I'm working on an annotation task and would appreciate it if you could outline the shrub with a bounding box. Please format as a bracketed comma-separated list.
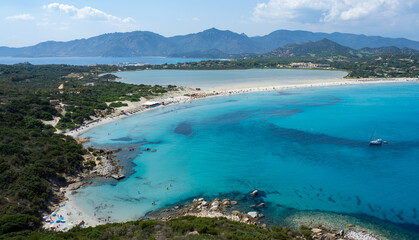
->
[0, 214, 39, 234]
[86, 229, 101, 239]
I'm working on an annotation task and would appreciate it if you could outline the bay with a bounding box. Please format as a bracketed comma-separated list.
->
[75, 71, 419, 238]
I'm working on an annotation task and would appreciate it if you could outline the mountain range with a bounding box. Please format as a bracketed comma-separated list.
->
[1, 28, 419, 57]
[265, 39, 419, 58]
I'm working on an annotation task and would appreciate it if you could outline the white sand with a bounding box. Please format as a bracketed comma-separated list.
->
[42, 188, 101, 231]
[51, 77, 418, 231]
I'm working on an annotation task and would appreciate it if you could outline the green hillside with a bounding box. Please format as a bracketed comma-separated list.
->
[265, 39, 419, 58]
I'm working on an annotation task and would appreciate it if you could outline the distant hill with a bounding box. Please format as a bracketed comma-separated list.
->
[267, 39, 354, 57]
[358, 46, 419, 55]
[168, 28, 260, 54]
[265, 39, 419, 58]
[252, 30, 419, 52]
[1, 28, 419, 57]
[168, 49, 235, 59]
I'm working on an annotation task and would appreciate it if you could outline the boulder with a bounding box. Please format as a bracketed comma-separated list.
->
[222, 199, 231, 207]
[247, 211, 258, 218]
[311, 228, 322, 233]
[250, 190, 258, 196]
[321, 233, 336, 240]
[187, 230, 199, 235]
[209, 201, 219, 211]
[209, 206, 217, 211]
[68, 182, 83, 190]
[257, 202, 265, 208]
[211, 200, 219, 208]
[232, 210, 241, 216]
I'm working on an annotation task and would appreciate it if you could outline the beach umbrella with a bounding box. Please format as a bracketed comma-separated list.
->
[56, 220, 60, 223]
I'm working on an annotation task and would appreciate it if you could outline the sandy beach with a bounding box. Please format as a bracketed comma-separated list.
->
[42, 188, 102, 231]
[47, 77, 418, 231]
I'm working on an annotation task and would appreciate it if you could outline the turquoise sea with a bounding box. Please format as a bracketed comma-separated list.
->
[78, 79, 419, 238]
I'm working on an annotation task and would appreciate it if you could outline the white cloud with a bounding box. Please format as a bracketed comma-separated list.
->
[43, 3, 136, 24]
[6, 14, 35, 21]
[253, 0, 402, 22]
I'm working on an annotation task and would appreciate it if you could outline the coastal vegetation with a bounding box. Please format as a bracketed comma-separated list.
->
[0, 93, 85, 234]
[1, 216, 311, 240]
[139, 53, 419, 78]
[0, 63, 174, 130]
[0, 64, 175, 235]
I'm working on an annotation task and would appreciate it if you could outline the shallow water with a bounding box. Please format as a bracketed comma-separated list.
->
[115, 69, 347, 88]
[79, 83, 419, 237]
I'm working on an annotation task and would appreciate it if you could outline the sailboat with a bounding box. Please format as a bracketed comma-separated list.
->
[370, 127, 384, 145]
[370, 138, 383, 145]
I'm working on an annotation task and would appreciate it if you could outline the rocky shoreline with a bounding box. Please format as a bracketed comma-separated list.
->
[44, 141, 125, 222]
[66, 145, 123, 190]
[145, 192, 381, 240]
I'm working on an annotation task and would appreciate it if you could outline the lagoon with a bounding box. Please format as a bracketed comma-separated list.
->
[77, 81, 419, 238]
[115, 69, 347, 88]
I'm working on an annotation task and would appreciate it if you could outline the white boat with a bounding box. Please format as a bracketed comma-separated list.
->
[370, 139, 383, 145]
[370, 128, 383, 145]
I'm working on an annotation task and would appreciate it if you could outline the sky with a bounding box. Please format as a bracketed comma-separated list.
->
[1, 0, 419, 47]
